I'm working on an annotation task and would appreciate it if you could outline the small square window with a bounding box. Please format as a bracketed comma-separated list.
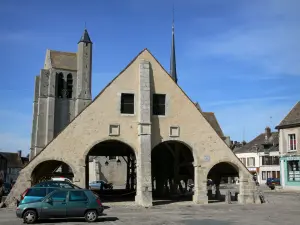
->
[153, 94, 166, 115]
[121, 93, 134, 114]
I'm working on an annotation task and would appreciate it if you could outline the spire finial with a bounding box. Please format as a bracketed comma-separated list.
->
[170, 3, 178, 83]
[84, 22, 87, 29]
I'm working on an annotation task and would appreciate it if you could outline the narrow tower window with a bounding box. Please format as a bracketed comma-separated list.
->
[120, 93, 134, 114]
[56, 73, 64, 98]
[66, 74, 73, 99]
[153, 94, 166, 115]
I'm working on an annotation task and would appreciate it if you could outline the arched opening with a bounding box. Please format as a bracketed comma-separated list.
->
[66, 73, 73, 98]
[31, 160, 74, 185]
[207, 162, 239, 203]
[151, 140, 194, 204]
[85, 140, 136, 202]
[56, 73, 65, 98]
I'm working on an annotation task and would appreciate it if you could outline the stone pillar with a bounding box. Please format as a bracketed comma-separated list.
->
[45, 72, 56, 144]
[30, 76, 40, 161]
[238, 175, 259, 204]
[193, 166, 208, 204]
[135, 60, 153, 207]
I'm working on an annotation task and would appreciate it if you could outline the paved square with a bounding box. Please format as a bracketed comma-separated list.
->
[1, 191, 300, 225]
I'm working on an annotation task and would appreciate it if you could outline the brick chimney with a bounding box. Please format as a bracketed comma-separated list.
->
[17, 150, 22, 158]
[265, 127, 271, 140]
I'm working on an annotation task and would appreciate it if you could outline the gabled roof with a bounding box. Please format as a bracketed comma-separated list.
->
[276, 101, 300, 129]
[202, 112, 224, 138]
[233, 132, 279, 154]
[0, 152, 25, 168]
[29, 48, 226, 165]
[46, 50, 77, 71]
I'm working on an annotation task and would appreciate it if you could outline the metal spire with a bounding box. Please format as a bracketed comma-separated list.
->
[170, 4, 178, 83]
[78, 26, 92, 44]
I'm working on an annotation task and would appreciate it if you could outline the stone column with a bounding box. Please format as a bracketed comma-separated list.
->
[238, 174, 259, 204]
[193, 166, 208, 204]
[135, 60, 153, 207]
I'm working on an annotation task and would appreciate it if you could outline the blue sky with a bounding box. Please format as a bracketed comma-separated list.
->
[0, 0, 300, 155]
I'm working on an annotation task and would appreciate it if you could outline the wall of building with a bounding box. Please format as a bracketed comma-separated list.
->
[279, 127, 300, 155]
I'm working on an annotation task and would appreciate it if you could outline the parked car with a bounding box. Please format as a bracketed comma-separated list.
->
[266, 178, 280, 190]
[89, 180, 113, 190]
[16, 189, 104, 224]
[19, 187, 60, 205]
[33, 180, 81, 189]
[51, 177, 73, 183]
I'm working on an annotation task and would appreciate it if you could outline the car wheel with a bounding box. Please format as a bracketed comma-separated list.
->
[85, 210, 98, 222]
[23, 210, 37, 224]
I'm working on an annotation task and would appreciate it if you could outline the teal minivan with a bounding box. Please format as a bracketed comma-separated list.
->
[16, 189, 104, 223]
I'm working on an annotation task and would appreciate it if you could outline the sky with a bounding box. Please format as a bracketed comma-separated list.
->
[0, 0, 300, 156]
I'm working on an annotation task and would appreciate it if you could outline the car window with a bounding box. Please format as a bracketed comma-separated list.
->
[47, 188, 58, 194]
[69, 191, 88, 202]
[26, 188, 47, 197]
[50, 191, 67, 202]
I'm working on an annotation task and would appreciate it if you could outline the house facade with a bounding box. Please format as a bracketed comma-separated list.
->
[0, 154, 7, 182]
[234, 127, 280, 185]
[276, 102, 300, 190]
[0, 151, 28, 183]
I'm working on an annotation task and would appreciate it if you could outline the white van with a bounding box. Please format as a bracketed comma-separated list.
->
[51, 177, 73, 183]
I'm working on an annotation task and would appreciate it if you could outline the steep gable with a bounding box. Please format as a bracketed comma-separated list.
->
[276, 101, 300, 129]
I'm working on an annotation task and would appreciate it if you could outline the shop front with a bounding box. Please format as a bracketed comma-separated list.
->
[280, 156, 300, 189]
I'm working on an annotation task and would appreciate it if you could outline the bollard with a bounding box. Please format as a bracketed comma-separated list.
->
[225, 190, 232, 204]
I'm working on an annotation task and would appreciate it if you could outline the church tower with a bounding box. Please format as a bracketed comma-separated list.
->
[75, 29, 93, 115]
[30, 29, 93, 160]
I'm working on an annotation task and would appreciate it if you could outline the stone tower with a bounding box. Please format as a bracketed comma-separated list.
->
[29, 29, 93, 160]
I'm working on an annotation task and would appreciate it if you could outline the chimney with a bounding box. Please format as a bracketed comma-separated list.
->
[265, 127, 271, 140]
[17, 150, 22, 158]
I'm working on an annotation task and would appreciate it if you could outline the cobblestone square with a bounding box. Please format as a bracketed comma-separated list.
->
[1, 191, 300, 225]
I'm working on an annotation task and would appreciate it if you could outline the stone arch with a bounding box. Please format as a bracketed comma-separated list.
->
[30, 158, 77, 185]
[151, 140, 195, 200]
[84, 138, 137, 199]
[152, 139, 199, 166]
[82, 137, 138, 165]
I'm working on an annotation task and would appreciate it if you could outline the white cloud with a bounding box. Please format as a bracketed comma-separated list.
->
[188, 0, 300, 76]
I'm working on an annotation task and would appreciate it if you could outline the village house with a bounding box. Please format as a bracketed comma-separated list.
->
[276, 101, 300, 190]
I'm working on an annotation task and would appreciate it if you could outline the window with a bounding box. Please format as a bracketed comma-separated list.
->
[56, 73, 64, 98]
[267, 171, 272, 179]
[153, 94, 166, 115]
[287, 160, 300, 181]
[26, 188, 46, 197]
[262, 171, 267, 180]
[50, 191, 67, 202]
[240, 158, 246, 165]
[66, 74, 73, 98]
[69, 191, 88, 201]
[109, 156, 116, 160]
[120, 93, 134, 114]
[261, 156, 279, 165]
[288, 134, 297, 151]
[247, 157, 255, 167]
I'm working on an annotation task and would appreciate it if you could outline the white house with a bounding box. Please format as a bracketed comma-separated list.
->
[233, 127, 280, 185]
[276, 101, 300, 190]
